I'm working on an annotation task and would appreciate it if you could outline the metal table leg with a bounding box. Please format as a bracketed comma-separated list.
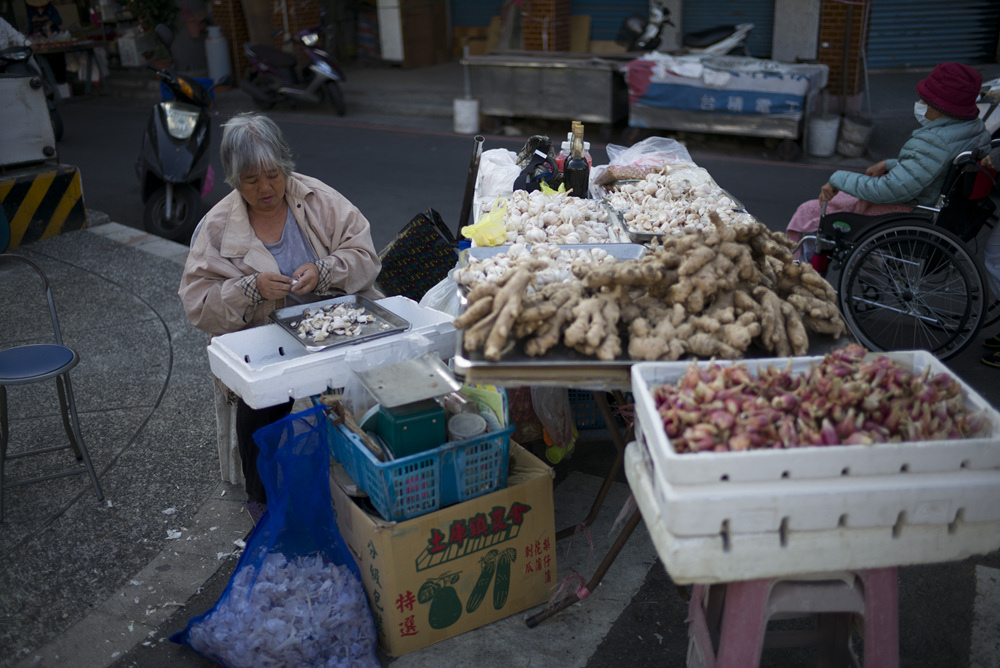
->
[526, 506, 643, 628]
[526, 390, 638, 627]
[555, 390, 631, 541]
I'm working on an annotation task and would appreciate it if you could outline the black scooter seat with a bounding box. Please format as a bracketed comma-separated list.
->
[246, 43, 296, 69]
[683, 25, 737, 48]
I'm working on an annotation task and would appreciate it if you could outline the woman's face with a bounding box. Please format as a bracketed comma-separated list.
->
[238, 165, 286, 215]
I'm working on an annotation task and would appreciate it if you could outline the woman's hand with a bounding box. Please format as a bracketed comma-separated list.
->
[819, 182, 839, 202]
[865, 160, 888, 177]
[290, 262, 319, 295]
[257, 272, 293, 300]
[984, 154, 997, 171]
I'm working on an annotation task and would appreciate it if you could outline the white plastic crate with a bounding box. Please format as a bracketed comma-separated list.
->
[207, 296, 456, 409]
[625, 442, 1000, 584]
[631, 350, 1000, 487]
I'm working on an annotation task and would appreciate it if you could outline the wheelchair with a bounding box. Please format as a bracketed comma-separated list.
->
[801, 138, 1000, 361]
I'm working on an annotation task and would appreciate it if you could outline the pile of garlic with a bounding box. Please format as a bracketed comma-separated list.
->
[292, 303, 379, 342]
[605, 166, 755, 235]
[479, 189, 630, 245]
[453, 243, 625, 294]
[186, 552, 379, 668]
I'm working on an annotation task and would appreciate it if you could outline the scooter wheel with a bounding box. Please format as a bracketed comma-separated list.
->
[323, 81, 346, 116]
[144, 184, 201, 242]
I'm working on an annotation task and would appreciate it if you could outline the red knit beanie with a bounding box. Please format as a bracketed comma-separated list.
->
[916, 62, 982, 120]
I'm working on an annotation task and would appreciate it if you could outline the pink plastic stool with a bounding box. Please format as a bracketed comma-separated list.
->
[687, 568, 899, 668]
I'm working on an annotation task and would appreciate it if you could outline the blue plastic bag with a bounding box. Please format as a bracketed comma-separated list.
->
[171, 406, 379, 667]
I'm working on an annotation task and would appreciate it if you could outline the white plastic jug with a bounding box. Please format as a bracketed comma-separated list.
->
[205, 25, 232, 84]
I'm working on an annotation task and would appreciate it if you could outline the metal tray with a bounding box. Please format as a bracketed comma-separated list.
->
[604, 181, 748, 244]
[270, 295, 410, 353]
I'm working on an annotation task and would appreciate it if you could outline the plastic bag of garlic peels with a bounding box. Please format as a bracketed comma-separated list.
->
[171, 406, 379, 668]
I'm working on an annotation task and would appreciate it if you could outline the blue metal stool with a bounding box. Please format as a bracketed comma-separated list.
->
[0, 253, 103, 523]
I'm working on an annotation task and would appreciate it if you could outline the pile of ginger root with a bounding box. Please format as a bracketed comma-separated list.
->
[454, 212, 846, 362]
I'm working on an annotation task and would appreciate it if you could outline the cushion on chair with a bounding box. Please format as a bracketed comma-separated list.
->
[0, 344, 78, 384]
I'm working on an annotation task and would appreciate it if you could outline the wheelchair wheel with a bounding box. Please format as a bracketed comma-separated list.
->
[838, 224, 987, 361]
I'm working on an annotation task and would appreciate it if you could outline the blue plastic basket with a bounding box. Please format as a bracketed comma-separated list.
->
[568, 390, 635, 431]
[323, 411, 513, 522]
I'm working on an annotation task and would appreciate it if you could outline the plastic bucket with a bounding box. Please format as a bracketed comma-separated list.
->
[807, 115, 841, 157]
[837, 115, 874, 158]
[453, 98, 480, 134]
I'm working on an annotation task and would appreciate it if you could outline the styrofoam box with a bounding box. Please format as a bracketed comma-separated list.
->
[207, 296, 456, 409]
[625, 441, 1000, 584]
[631, 350, 1000, 487]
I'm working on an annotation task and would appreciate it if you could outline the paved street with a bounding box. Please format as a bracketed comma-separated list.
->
[8, 79, 1000, 667]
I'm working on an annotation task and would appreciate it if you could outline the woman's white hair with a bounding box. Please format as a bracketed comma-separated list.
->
[220, 112, 295, 188]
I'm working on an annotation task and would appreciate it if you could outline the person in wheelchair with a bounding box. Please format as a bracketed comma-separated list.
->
[787, 62, 991, 254]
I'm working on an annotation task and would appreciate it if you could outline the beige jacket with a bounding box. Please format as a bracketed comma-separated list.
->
[178, 172, 382, 336]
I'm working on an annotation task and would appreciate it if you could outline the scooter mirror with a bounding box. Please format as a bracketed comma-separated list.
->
[154, 24, 174, 51]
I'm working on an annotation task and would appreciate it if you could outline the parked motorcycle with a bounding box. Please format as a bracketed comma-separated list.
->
[135, 24, 226, 242]
[0, 42, 63, 141]
[618, 0, 753, 56]
[240, 25, 346, 115]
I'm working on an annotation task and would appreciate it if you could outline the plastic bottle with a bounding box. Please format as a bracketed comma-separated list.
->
[556, 132, 591, 173]
[563, 121, 590, 198]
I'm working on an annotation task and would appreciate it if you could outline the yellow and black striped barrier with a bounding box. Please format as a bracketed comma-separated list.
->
[0, 164, 87, 252]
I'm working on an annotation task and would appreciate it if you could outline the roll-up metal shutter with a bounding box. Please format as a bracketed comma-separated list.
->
[449, 1, 497, 27]
[681, 0, 775, 59]
[867, 0, 1000, 69]
[570, 0, 651, 41]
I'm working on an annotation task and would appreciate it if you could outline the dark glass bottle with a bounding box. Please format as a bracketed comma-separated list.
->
[564, 122, 590, 198]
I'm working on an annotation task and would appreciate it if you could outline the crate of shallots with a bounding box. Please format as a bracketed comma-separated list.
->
[629, 345, 1000, 541]
[632, 345, 1000, 486]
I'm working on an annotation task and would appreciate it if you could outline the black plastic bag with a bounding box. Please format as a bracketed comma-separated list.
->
[376, 208, 459, 302]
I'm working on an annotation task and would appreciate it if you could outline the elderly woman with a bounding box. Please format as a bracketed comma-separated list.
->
[179, 112, 381, 524]
[787, 62, 990, 257]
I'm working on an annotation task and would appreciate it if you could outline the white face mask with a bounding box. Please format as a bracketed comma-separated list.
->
[914, 101, 931, 126]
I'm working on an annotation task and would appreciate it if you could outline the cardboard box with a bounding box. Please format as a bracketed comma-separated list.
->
[331, 443, 556, 656]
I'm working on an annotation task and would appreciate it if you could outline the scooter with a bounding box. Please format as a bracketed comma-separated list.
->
[240, 26, 346, 115]
[135, 24, 225, 242]
[0, 42, 63, 141]
[618, 0, 753, 56]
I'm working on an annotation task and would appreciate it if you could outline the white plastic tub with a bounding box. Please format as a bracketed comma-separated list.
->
[631, 351, 1000, 487]
[207, 296, 457, 409]
[625, 441, 1000, 584]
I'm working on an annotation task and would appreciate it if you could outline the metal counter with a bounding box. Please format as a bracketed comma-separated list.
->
[462, 51, 629, 126]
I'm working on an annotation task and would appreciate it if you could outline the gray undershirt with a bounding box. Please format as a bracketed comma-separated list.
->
[264, 207, 318, 278]
[264, 208, 321, 305]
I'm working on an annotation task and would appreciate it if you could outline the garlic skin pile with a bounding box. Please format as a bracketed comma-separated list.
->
[605, 167, 755, 235]
[453, 243, 622, 293]
[186, 552, 379, 668]
[479, 190, 630, 244]
[292, 304, 378, 342]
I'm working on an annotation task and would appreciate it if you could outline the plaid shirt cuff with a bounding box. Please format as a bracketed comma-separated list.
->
[238, 274, 264, 305]
[313, 259, 333, 292]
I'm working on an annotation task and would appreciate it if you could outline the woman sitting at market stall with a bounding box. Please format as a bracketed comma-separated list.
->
[178, 112, 382, 525]
[786, 62, 990, 257]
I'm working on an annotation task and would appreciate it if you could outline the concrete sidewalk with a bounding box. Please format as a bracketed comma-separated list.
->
[0, 220, 659, 667]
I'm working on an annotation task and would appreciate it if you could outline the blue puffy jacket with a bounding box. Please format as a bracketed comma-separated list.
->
[830, 116, 991, 206]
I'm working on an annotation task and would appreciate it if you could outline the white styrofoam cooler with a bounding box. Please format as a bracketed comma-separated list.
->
[625, 350, 1000, 583]
[631, 350, 1000, 486]
[626, 441, 1000, 584]
[207, 296, 456, 408]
